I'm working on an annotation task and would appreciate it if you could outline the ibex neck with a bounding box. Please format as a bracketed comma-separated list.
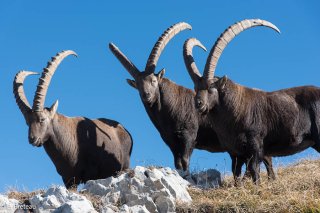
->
[43, 113, 79, 174]
[216, 79, 266, 124]
[144, 78, 197, 125]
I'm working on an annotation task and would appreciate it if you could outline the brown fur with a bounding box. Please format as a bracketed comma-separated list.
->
[39, 111, 133, 188]
[197, 77, 320, 183]
[138, 77, 274, 180]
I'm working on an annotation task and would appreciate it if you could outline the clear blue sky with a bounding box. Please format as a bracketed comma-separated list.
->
[1, 1, 319, 192]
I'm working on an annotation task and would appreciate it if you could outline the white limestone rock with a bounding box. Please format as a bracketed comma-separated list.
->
[119, 204, 150, 213]
[54, 200, 97, 213]
[83, 166, 192, 212]
[0, 194, 19, 213]
[29, 186, 96, 213]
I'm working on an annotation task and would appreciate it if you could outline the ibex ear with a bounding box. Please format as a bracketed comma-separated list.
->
[49, 100, 59, 118]
[126, 79, 137, 89]
[219, 75, 228, 89]
[157, 68, 165, 80]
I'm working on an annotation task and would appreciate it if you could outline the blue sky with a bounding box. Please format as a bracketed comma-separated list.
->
[0, 1, 319, 192]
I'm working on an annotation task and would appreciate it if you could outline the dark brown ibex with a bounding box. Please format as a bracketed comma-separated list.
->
[14, 51, 133, 189]
[183, 37, 275, 181]
[109, 22, 275, 180]
[186, 19, 320, 184]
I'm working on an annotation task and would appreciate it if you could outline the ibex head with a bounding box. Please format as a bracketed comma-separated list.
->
[109, 22, 192, 105]
[13, 51, 77, 146]
[184, 19, 280, 114]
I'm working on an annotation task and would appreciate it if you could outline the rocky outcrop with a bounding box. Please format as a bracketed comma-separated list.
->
[29, 186, 96, 213]
[1, 167, 221, 212]
[0, 194, 19, 213]
[83, 166, 192, 213]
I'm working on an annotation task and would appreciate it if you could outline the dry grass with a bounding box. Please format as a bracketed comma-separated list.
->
[6, 187, 104, 212]
[5, 159, 320, 212]
[7, 190, 44, 203]
[177, 159, 320, 213]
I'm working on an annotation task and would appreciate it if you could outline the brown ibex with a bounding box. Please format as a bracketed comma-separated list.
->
[13, 51, 133, 189]
[186, 19, 320, 184]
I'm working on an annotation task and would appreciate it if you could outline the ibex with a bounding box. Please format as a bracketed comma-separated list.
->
[186, 19, 320, 184]
[14, 51, 133, 189]
[109, 22, 275, 180]
[183, 36, 275, 181]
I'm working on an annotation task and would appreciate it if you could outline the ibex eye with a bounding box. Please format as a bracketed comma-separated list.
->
[208, 84, 216, 94]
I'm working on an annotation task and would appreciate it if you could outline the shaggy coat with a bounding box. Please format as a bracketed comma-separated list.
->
[142, 77, 274, 178]
[184, 19, 282, 183]
[144, 78, 223, 170]
[206, 78, 320, 181]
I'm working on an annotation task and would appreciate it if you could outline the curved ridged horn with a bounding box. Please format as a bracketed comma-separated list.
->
[183, 38, 207, 84]
[109, 43, 140, 78]
[32, 50, 77, 112]
[13, 71, 38, 118]
[204, 19, 280, 80]
[145, 22, 192, 73]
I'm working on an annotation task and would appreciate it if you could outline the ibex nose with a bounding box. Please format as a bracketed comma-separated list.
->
[29, 136, 36, 143]
[143, 92, 151, 99]
[196, 99, 203, 108]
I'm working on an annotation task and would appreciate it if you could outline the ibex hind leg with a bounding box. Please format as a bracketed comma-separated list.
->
[313, 132, 320, 153]
[263, 156, 276, 180]
[231, 155, 246, 186]
[247, 136, 264, 184]
[311, 125, 320, 152]
[311, 105, 320, 152]
[247, 155, 261, 184]
[311, 129, 320, 152]
[244, 156, 275, 181]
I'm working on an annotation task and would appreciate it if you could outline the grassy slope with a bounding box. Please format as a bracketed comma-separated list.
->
[6, 159, 320, 212]
[177, 159, 320, 213]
